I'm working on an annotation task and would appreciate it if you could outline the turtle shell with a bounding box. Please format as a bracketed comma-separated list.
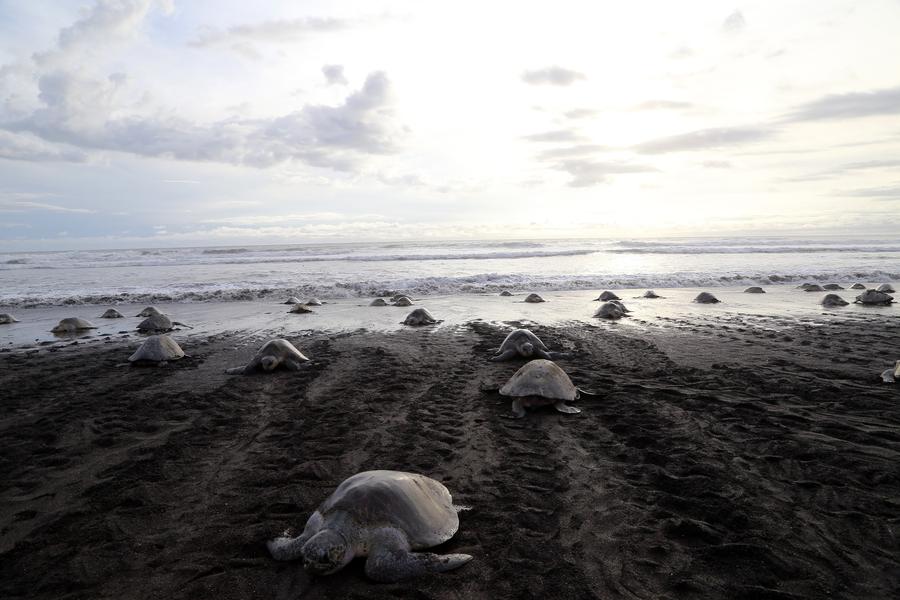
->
[100, 309, 124, 318]
[393, 296, 413, 307]
[255, 339, 308, 363]
[803, 285, 825, 292]
[694, 292, 720, 304]
[498, 329, 548, 353]
[499, 290, 513, 297]
[51, 317, 97, 333]
[877, 283, 896, 293]
[821, 294, 848, 307]
[0, 313, 19, 324]
[135, 306, 162, 317]
[855, 290, 894, 305]
[850, 283, 866, 290]
[500, 359, 577, 402]
[642, 290, 660, 298]
[137, 313, 173, 332]
[370, 298, 388, 306]
[744, 287, 765, 294]
[306, 298, 323, 306]
[594, 302, 624, 319]
[129, 335, 185, 362]
[524, 293, 545, 303]
[403, 308, 437, 326]
[822, 284, 844, 290]
[284, 297, 301, 305]
[597, 291, 620, 301]
[289, 304, 314, 314]
[318, 470, 459, 550]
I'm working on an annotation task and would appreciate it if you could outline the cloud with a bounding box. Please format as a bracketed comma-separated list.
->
[189, 16, 354, 48]
[669, 46, 694, 59]
[322, 64, 348, 86]
[0, 194, 94, 213]
[0, 130, 87, 162]
[722, 10, 746, 34]
[782, 86, 900, 122]
[536, 144, 610, 160]
[702, 160, 733, 169]
[633, 100, 694, 111]
[787, 159, 900, 182]
[634, 126, 774, 154]
[563, 108, 599, 119]
[554, 159, 657, 187]
[5, 70, 402, 171]
[521, 66, 586, 86]
[839, 184, 900, 199]
[522, 129, 585, 143]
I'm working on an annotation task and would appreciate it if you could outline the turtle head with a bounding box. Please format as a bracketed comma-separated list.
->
[301, 530, 353, 575]
[260, 356, 279, 371]
[520, 342, 534, 357]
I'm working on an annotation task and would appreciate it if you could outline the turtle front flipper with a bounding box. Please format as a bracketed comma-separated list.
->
[882, 368, 896, 384]
[267, 511, 324, 561]
[510, 398, 526, 419]
[364, 528, 472, 582]
[553, 401, 581, 414]
[490, 349, 518, 362]
[225, 365, 248, 375]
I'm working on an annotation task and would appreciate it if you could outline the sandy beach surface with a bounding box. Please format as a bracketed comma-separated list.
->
[1, 288, 899, 599]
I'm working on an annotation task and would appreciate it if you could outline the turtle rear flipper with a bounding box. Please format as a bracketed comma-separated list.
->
[364, 528, 472, 582]
[554, 401, 581, 414]
[882, 369, 896, 384]
[490, 349, 518, 362]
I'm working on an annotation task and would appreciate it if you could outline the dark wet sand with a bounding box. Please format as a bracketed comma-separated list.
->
[1, 313, 899, 599]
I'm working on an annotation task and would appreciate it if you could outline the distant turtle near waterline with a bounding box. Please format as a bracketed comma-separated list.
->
[854, 290, 894, 306]
[821, 294, 849, 307]
[499, 359, 593, 418]
[284, 297, 301, 305]
[524, 293, 545, 303]
[595, 291, 620, 301]
[693, 292, 721, 304]
[490, 329, 553, 361]
[744, 287, 766, 294]
[877, 283, 896, 293]
[135, 306, 162, 317]
[129, 335, 185, 365]
[594, 302, 625, 320]
[390, 294, 411, 302]
[137, 313, 191, 333]
[306, 298, 323, 306]
[880, 360, 900, 383]
[608, 299, 631, 313]
[640, 290, 662, 299]
[226, 339, 310, 374]
[100, 308, 125, 319]
[402, 308, 439, 326]
[803, 284, 825, 292]
[823, 284, 844, 290]
[266, 470, 472, 582]
[797, 283, 817, 289]
[394, 296, 413, 307]
[51, 318, 97, 334]
[0, 313, 19, 324]
[370, 298, 388, 306]
[289, 304, 314, 314]
[850, 283, 866, 290]
[499, 290, 513, 297]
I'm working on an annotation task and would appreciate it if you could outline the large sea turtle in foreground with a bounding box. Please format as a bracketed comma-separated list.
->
[403, 308, 439, 326]
[498, 359, 592, 418]
[744, 287, 765, 294]
[226, 339, 309, 374]
[100, 309, 125, 318]
[129, 335, 185, 365]
[855, 290, 894, 305]
[693, 292, 721, 304]
[524, 293, 545, 303]
[267, 470, 472, 582]
[877, 283, 896, 293]
[821, 294, 849, 307]
[0, 313, 19, 324]
[51, 318, 97, 334]
[490, 329, 553, 361]
[881, 360, 900, 383]
[594, 302, 625, 320]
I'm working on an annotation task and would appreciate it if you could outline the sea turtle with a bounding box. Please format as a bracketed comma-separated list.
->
[855, 290, 894, 305]
[490, 329, 553, 361]
[821, 294, 849, 307]
[594, 302, 625, 320]
[797, 283, 816, 289]
[499, 290, 513, 297]
[129, 335, 185, 365]
[394, 296, 413, 307]
[803, 284, 825, 292]
[284, 297, 302, 305]
[289, 304, 314, 314]
[693, 292, 721, 304]
[136, 313, 191, 332]
[51, 317, 98, 334]
[640, 290, 662, 299]
[877, 283, 896, 293]
[306, 298, 323, 306]
[226, 339, 310, 374]
[850, 283, 866, 290]
[135, 306, 162, 317]
[100, 308, 125, 318]
[391, 294, 411, 302]
[0, 313, 19, 324]
[370, 298, 388, 306]
[266, 470, 472, 582]
[881, 360, 900, 383]
[595, 291, 620, 301]
[524, 293, 545, 303]
[499, 359, 589, 418]
[403, 308, 439, 326]
[744, 287, 765, 294]
[608, 299, 631, 313]
[823, 284, 844, 290]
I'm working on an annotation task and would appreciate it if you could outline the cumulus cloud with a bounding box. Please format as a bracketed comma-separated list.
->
[555, 159, 657, 187]
[634, 126, 774, 154]
[0, 130, 87, 162]
[783, 86, 900, 122]
[722, 10, 746, 34]
[189, 16, 353, 48]
[521, 66, 586, 86]
[322, 64, 348, 86]
[522, 129, 586, 143]
[5, 70, 402, 171]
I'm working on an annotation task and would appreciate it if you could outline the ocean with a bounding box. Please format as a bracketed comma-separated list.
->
[1, 235, 899, 308]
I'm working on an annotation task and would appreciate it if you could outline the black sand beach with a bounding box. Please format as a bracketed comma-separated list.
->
[1, 312, 899, 599]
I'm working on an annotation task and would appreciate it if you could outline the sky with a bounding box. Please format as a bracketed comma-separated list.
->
[1, 0, 899, 250]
